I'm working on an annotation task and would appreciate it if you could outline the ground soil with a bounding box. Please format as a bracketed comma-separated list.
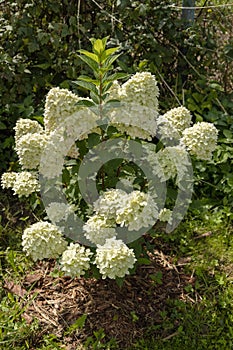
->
[4, 246, 196, 350]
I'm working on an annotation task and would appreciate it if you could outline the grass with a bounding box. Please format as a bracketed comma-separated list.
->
[0, 191, 233, 349]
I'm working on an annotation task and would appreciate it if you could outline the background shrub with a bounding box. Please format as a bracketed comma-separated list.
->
[0, 0, 232, 210]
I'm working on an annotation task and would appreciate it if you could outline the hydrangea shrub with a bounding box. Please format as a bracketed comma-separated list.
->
[1, 38, 218, 282]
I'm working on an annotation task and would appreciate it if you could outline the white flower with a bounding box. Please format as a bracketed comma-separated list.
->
[156, 148, 178, 180]
[108, 72, 159, 140]
[1, 172, 17, 189]
[94, 238, 136, 279]
[15, 133, 48, 170]
[66, 109, 100, 141]
[181, 122, 218, 160]
[93, 189, 128, 220]
[44, 87, 80, 132]
[93, 189, 158, 232]
[110, 105, 157, 140]
[60, 243, 93, 278]
[14, 118, 44, 142]
[46, 202, 74, 223]
[108, 80, 123, 100]
[156, 146, 191, 189]
[22, 221, 68, 261]
[115, 191, 158, 231]
[158, 208, 172, 223]
[156, 115, 181, 142]
[12, 172, 40, 197]
[162, 106, 192, 134]
[121, 72, 159, 110]
[39, 109, 99, 179]
[83, 214, 116, 245]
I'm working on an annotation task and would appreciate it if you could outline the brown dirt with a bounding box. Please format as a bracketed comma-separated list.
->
[3, 244, 198, 350]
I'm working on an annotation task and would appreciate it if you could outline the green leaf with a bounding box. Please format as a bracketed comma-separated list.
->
[88, 133, 101, 148]
[33, 63, 51, 70]
[104, 72, 130, 82]
[62, 167, 70, 184]
[115, 277, 125, 288]
[91, 37, 109, 55]
[90, 91, 100, 104]
[79, 49, 99, 63]
[0, 121, 7, 130]
[101, 47, 120, 61]
[103, 54, 122, 69]
[75, 99, 96, 107]
[104, 99, 121, 108]
[137, 257, 151, 265]
[102, 81, 113, 93]
[78, 55, 99, 73]
[72, 80, 98, 95]
[78, 75, 99, 85]
[94, 39, 104, 54]
[223, 130, 233, 139]
[64, 314, 87, 335]
[102, 93, 109, 101]
[33, 116, 44, 125]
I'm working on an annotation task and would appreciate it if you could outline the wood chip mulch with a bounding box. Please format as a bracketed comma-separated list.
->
[4, 243, 198, 349]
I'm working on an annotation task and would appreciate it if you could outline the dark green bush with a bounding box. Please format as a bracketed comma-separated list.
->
[0, 1, 232, 210]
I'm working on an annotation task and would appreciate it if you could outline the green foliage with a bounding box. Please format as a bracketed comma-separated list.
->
[0, 289, 39, 349]
[72, 36, 127, 108]
[191, 97, 233, 210]
[1, 0, 232, 176]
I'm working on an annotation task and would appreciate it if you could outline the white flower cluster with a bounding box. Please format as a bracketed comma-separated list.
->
[44, 87, 80, 132]
[93, 189, 158, 231]
[60, 243, 93, 278]
[162, 106, 192, 134]
[44, 87, 100, 138]
[1, 172, 17, 189]
[109, 72, 159, 140]
[1, 171, 40, 197]
[122, 72, 159, 110]
[46, 202, 74, 223]
[12, 172, 40, 197]
[110, 105, 157, 140]
[94, 188, 125, 218]
[14, 118, 44, 142]
[83, 215, 116, 245]
[156, 145, 190, 183]
[15, 132, 48, 170]
[115, 191, 158, 231]
[66, 108, 100, 141]
[158, 208, 172, 223]
[108, 80, 122, 99]
[181, 122, 218, 160]
[156, 115, 181, 142]
[94, 238, 136, 279]
[156, 148, 178, 180]
[22, 221, 67, 261]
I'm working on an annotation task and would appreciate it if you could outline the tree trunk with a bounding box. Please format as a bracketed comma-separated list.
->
[182, 0, 196, 26]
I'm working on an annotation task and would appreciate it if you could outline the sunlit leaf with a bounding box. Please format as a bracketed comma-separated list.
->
[101, 47, 119, 61]
[78, 55, 99, 73]
[72, 80, 98, 95]
[103, 54, 122, 69]
[79, 49, 99, 63]
[78, 75, 99, 85]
